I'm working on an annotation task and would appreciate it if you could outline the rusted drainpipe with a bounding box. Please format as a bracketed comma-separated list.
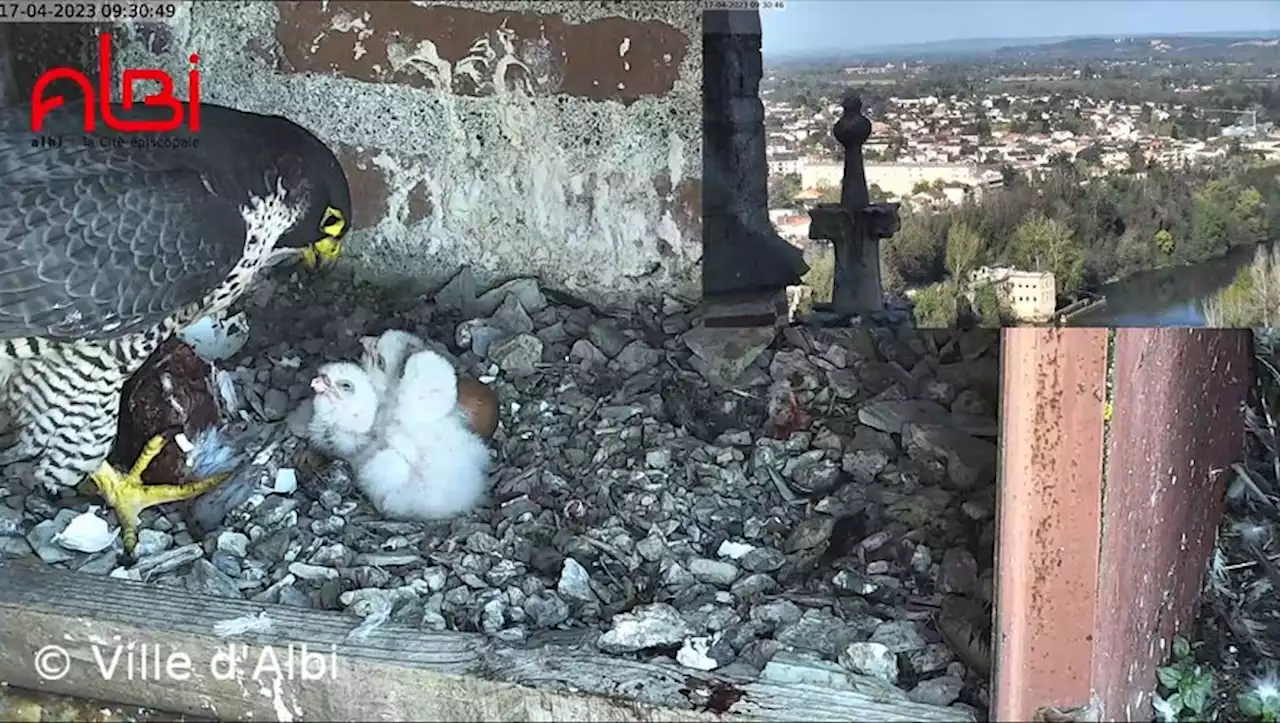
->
[994, 328, 1250, 721]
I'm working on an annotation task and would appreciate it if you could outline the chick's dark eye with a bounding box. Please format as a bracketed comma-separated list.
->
[338, 381, 354, 393]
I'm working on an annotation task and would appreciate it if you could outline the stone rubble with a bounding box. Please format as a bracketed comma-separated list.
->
[0, 269, 1000, 718]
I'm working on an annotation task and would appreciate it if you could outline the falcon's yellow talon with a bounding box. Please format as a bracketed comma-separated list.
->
[130, 434, 167, 477]
[90, 434, 227, 559]
[301, 237, 341, 269]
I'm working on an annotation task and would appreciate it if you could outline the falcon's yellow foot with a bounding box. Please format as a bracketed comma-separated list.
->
[299, 238, 342, 269]
[90, 434, 227, 559]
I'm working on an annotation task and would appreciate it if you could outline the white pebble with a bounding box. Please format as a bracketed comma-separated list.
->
[717, 540, 755, 559]
[51, 507, 118, 553]
[273, 468, 298, 494]
[676, 636, 720, 671]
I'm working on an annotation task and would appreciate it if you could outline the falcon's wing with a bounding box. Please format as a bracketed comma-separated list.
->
[0, 102, 184, 184]
[0, 170, 247, 341]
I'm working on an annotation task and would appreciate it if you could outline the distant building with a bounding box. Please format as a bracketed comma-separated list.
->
[767, 152, 804, 177]
[802, 162, 998, 199]
[774, 214, 811, 243]
[970, 266, 1056, 324]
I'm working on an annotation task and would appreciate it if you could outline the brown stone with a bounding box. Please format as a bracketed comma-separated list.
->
[275, 2, 688, 103]
[457, 375, 499, 441]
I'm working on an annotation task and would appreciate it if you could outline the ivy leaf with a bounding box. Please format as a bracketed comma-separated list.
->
[1181, 671, 1211, 714]
[1172, 636, 1192, 660]
[1157, 665, 1183, 690]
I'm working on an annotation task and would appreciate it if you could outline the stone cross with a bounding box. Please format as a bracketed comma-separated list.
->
[808, 94, 901, 315]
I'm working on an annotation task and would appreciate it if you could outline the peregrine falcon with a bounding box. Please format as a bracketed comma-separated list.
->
[0, 100, 352, 556]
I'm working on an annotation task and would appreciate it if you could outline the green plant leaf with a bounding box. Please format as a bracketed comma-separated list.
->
[1166, 692, 1184, 714]
[1158, 665, 1183, 690]
[1181, 671, 1211, 714]
[1173, 636, 1192, 660]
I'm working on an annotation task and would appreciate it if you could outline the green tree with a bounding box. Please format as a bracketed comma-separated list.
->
[1009, 212, 1086, 297]
[971, 283, 1007, 327]
[912, 283, 958, 328]
[1126, 143, 1147, 172]
[768, 173, 802, 208]
[1190, 195, 1231, 257]
[1155, 229, 1174, 255]
[1076, 144, 1103, 166]
[999, 164, 1020, 188]
[911, 180, 932, 194]
[945, 221, 984, 282]
[815, 184, 841, 204]
[1233, 186, 1266, 241]
[802, 242, 835, 304]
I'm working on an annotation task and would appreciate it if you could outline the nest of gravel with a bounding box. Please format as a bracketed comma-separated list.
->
[1, 267, 1001, 719]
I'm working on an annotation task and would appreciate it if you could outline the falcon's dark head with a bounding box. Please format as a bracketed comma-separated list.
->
[288, 131, 353, 270]
[253, 113, 354, 270]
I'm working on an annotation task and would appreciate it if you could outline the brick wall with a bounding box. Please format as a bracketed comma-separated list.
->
[6, 1, 702, 306]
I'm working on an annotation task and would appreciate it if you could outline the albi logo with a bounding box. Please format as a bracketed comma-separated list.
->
[30, 32, 200, 134]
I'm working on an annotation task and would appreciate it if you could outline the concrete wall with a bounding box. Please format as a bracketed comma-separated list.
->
[9, 2, 703, 306]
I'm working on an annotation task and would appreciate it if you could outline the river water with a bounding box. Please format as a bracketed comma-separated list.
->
[1067, 241, 1274, 327]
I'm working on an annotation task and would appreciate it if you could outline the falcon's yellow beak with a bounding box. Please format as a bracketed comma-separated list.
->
[301, 206, 347, 269]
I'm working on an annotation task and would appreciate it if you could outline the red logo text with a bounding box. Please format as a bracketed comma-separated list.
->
[30, 32, 200, 133]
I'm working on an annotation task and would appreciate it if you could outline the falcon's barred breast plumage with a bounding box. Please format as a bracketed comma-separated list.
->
[0, 101, 352, 556]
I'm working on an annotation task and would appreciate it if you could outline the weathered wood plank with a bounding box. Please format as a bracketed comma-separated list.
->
[0, 559, 973, 722]
[0, 684, 204, 722]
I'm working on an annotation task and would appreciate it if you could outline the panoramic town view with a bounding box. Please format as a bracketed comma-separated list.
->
[762, 1, 1280, 328]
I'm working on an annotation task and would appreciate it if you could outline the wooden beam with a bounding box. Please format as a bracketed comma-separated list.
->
[0, 560, 973, 722]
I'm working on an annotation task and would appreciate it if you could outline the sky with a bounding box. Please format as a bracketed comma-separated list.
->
[760, 0, 1280, 56]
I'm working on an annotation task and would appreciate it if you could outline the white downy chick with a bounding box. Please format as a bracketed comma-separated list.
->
[358, 348, 493, 521]
[306, 361, 380, 461]
[360, 329, 427, 402]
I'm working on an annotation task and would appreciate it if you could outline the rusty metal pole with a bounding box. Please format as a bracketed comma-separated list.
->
[995, 327, 1107, 722]
[995, 328, 1251, 721]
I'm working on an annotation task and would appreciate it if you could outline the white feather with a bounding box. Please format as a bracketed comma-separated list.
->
[180, 313, 250, 361]
[361, 329, 427, 402]
[306, 361, 379, 460]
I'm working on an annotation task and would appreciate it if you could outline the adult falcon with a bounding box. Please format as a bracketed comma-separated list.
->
[0, 100, 351, 557]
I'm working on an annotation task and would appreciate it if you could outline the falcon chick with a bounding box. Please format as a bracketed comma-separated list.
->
[360, 328, 499, 440]
[308, 351, 492, 521]
[0, 100, 352, 557]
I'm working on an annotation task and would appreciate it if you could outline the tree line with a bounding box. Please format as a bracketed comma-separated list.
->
[880, 159, 1280, 303]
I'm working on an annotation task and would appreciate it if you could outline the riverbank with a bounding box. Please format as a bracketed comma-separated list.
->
[1068, 239, 1278, 327]
[1055, 293, 1106, 325]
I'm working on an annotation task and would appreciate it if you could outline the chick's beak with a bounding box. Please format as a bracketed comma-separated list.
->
[360, 336, 378, 359]
[310, 375, 331, 395]
[300, 237, 342, 270]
